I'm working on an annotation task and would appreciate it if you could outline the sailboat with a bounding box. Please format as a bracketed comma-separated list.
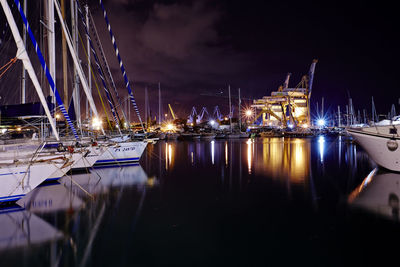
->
[0, 0, 86, 203]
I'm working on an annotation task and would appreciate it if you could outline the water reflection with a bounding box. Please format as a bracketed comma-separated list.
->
[17, 182, 84, 213]
[256, 138, 310, 184]
[211, 140, 215, 165]
[0, 208, 63, 251]
[318, 135, 325, 163]
[349, 169, 400, 221]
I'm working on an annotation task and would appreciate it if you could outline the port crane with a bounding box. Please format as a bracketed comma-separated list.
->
[168, 104, 176, 120]
[251, 59, 317, 127]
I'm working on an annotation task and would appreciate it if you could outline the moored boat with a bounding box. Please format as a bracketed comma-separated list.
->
[347, 125, 400, 172]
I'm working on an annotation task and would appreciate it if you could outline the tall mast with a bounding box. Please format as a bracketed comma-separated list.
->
[158, 82, 161, 125]
[61, 0, 68, 134]
[71, 0, 81, 130]
[85, 5, 91, 121]
[228, 85, 232, 133]
[145, 86, 148, 127]
[47, 0, 56, 115]
[21, 0, 27, 104]
[238, 88, 241, 132]
[337, 105, 341, 127]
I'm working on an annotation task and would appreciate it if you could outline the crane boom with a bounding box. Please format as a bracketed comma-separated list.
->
[168, 104, 176, 120]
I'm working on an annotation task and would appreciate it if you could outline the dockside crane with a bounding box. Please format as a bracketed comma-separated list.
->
[168, 104, 176, 120]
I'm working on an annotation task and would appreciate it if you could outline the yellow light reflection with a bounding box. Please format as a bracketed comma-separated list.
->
[225, 141, 228, 166]
[165, 143, 174, 170]
[256, 137, 310, 184]
[247, 139, 252, 174]
[168, 144, 172, 167]
[211, 140, 215, 165]
[165, 142, 168, 170]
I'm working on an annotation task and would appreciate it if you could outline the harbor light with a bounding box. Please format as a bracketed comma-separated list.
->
[210, 120, 215, 125]
[288, 124, 294, 129]
[92, 117, 102, 130]
[166, 123, 174, 131]
[302, 124, 309, 128]
[55, 113, 61, 119]
[317, 119, 326, 127]
[245, 109, 253, 117]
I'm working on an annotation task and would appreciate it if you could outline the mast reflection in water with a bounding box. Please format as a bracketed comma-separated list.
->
[3, 136, 397, 266]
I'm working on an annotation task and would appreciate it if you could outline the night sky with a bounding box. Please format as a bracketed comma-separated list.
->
[1, 0, 400, 120]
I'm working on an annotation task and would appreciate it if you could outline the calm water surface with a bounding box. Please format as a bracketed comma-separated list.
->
[1, 136, 400, 266]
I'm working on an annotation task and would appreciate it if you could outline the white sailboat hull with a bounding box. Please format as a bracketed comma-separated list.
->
[0, 157, 69, 203]
[70, 146, 106, 170]
[94, 141, 147, 166]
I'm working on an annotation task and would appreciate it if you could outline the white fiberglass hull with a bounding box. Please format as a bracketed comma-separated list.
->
[347, 128, 400, 172]
[46, 152, 84, 181]
[0, 156, 69, 203]
[94, 141, 147, 166]
[70, 146, 106, 170]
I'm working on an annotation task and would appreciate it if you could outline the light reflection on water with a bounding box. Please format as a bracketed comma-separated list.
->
[1, 136, 386, 266]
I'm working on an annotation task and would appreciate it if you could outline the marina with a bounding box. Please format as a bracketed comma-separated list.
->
[1, 0, 400, 266]
[1, 137, 400, 266]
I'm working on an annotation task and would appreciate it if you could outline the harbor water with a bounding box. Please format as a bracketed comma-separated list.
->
[1, 136, 400, 266]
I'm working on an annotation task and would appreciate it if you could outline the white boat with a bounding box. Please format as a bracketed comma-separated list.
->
[347, 124, 400, 172]
[94, 140, 148, 166]
[0, 153, 72, 203]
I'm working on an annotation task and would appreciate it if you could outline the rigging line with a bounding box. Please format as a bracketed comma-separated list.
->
[86, 10, 122, 125]
[84, 8, 122, 124]
[0, 56, 16, 72]
[98, 0, 145, 132]
[75, 4, 121, 134]
[87, 8, 129, 126]
[77, 30, 113, 130]
[0, 57, 17, 80]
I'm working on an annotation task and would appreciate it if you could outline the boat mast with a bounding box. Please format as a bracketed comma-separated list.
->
[238, 88, 241, 132]
[21, 0, 27, 104]
[70, 0, 81, 131]
[61, 0, 68, 134]
[53, 0, 104, 134]
[158, 82, 161, 125]
[48, 0, 56, 117]
[145, 86, 148, 129]
[85, 5, 91, 122]
[228, 85, 232, 133]
[0, 0, 59, 140]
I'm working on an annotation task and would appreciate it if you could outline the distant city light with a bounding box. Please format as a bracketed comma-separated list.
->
[317, 119, 326, 126]
[245, 109, 253, 117]
[166, 123, 174, 131]
[288, 124, 294, 128]
[302, 124, 309, 128]
[224, 117, 229, 121]
[210, 120, 215, 125]
[55, 113, 61, 119]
